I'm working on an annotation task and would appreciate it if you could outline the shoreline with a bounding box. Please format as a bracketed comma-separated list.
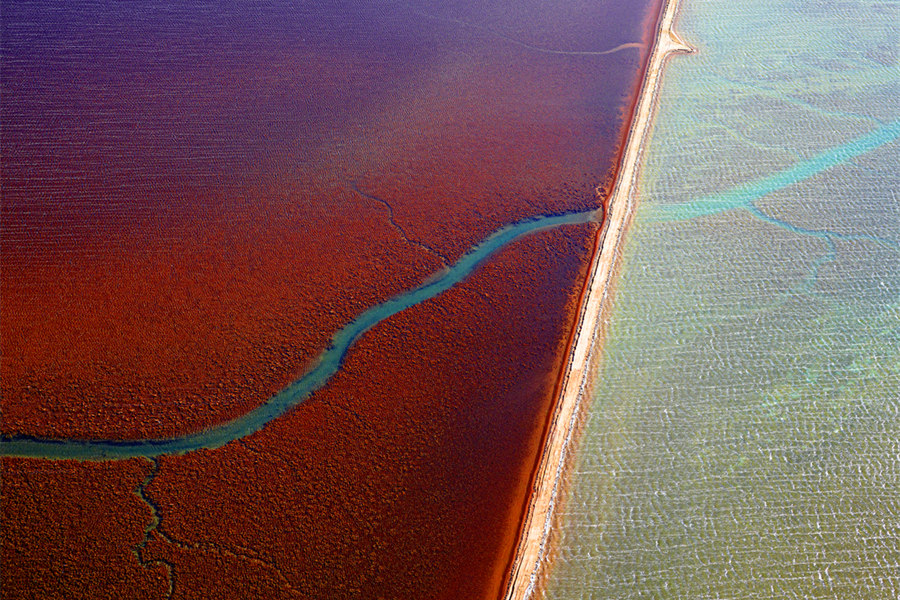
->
[499, 1, 694, 598]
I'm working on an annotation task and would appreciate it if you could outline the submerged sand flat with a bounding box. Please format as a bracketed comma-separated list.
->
[543, 0, 900, 597]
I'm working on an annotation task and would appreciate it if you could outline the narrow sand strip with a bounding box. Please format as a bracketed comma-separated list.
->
[501, 2, 693, 598]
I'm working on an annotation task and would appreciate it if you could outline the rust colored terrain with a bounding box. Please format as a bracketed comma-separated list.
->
[2, 0, 652, 440]
[2, 226, 596, 599]
[0, 459, 167, 597]
[2, 0, 664, 598]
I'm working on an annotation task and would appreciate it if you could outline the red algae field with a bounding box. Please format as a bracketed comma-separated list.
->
[1, 0, 663, 597]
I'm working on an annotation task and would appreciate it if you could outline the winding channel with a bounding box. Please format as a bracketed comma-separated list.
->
[4, 120, 897, 462]
[1, 209, 599, 460]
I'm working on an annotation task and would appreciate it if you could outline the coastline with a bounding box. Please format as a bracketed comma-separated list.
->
[500, 1, 694, 598]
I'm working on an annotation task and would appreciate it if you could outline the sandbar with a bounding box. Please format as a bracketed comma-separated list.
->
[501, 1, 694, 598]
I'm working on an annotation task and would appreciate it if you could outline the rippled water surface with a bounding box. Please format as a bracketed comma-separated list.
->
[543, 0, 900, 598]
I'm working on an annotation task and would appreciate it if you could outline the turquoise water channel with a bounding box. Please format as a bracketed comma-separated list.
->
[1, 210, 597, 460]
[543, 0, 899, 598]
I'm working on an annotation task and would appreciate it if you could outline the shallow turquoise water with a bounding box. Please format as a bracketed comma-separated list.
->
[543, 0, 899, 598]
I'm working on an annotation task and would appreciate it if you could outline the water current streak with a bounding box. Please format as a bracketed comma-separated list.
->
[1, 208, 598, 460]
[645, 120, 900, 292]
[407, 6, 645, 57]
[708, 74, 885, 127]
[646, 119, 900, 226]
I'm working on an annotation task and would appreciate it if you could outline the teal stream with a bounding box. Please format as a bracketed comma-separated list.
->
[647, 118, 900, 228]
[1, 209, 598, 460]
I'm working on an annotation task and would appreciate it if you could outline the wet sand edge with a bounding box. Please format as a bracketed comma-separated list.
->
[500, 2, 694, 598]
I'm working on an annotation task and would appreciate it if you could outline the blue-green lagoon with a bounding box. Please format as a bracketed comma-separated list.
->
[542, 0, 899, 598]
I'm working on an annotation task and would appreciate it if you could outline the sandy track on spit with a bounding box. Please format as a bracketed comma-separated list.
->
[501, 2, 693, 598]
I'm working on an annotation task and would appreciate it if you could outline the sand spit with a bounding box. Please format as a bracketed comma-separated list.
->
[501, 2, 694, 599]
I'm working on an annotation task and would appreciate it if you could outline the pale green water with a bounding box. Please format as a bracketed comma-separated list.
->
[542, 0, 900, 598]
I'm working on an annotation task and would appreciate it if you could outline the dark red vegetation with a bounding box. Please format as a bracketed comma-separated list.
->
[2, 225, 597, 599]
[2, 0, 655, 440]
[2, 0, 664, 598]
[146, 226, 599, 600]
